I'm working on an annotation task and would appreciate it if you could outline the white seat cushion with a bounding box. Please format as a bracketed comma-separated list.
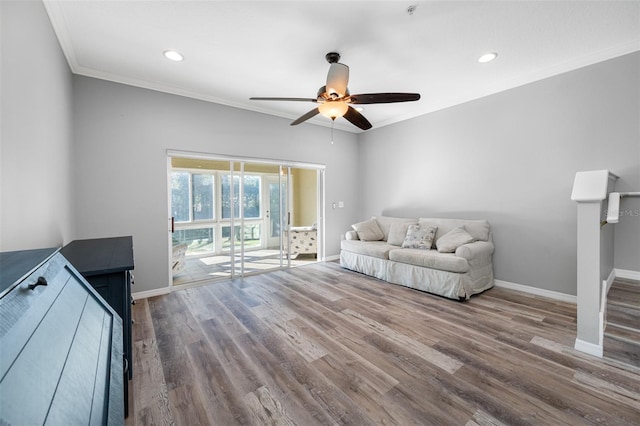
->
[389, 248, 470, 273]
[341, 240, 396, 260]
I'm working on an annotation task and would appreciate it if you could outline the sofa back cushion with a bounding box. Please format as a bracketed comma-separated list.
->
[418, 218, 491, 243]
[352, 218, 384, 241]
[373, 216, 418, 242]
[387, 222, 414, 246]
[435, 227, 475, 253]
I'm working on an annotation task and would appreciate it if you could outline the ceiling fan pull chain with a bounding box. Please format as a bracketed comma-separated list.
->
[331, 119, 335, 144]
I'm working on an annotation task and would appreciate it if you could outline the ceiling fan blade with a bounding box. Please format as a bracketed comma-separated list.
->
[348, 93, 421, 104]
[326, 63, 349, 97]
[250, 97, 318, 102]
[290, 108, 320, 126]
[343, 106, 372, 130]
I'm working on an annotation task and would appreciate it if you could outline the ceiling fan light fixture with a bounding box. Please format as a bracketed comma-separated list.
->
[318, 101, 349, 119]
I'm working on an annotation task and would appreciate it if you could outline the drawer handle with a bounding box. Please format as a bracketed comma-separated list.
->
[28, 276, 48, 290]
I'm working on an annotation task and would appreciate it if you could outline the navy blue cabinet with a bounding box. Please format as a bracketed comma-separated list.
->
[0, 249, 124, 425]
[60, 236, 134, 417]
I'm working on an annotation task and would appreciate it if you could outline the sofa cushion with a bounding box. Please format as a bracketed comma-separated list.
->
[389, 248, 470, 273]
[373, 216, 417, 241]
[436, 227, 475, 253]
[352, 218, 384, 241]
[418, 218, 491, 243]
[401, 224, 438, 250]
[388, 222, 414, 246]
[341, 240, 396, 260]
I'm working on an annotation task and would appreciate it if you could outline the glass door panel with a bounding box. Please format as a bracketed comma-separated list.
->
[170, 158, 233, 286]
[173, 226, 215, 256]
[222, 223, 262, 251]
[266, 176, 288, 250]
[237, 165, 287, 273]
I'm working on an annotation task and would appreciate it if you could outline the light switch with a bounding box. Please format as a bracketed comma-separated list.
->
[338, 201, 344, 208]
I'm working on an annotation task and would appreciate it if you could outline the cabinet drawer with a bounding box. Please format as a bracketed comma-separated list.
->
[0, 253, 124, 425]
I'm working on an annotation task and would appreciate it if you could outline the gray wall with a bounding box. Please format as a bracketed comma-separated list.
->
[0, 0, 75, 251]
[2, 0, 637, 298]
[72, 76, 360, 293]
[358, 52, 640, 295]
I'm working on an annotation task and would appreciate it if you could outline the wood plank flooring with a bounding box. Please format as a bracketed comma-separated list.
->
[605, 278, 640, 368]
[127, 262, 640, 425]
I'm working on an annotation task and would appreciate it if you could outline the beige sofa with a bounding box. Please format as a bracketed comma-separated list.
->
[340, 216, 494, 300]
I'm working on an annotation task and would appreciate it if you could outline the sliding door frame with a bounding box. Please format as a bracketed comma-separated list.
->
[166, 149, 326, 288]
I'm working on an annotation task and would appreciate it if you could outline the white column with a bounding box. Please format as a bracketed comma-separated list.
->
[570, 170, 618, 357]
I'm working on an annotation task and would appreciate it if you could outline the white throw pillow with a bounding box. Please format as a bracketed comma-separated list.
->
[401, 224, 438, 250]
[436, 226, 474, 253]
[351, 218, 384, 241]
[388, 222, 415, 246]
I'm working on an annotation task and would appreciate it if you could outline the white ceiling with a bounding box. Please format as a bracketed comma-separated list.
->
[44, 1, 640, 133]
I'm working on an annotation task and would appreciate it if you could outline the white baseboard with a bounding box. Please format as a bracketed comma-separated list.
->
[132, 287, 171, 300]
[615, 268, 640, 281]
[574, 338, 603, 358]
[324, 254, 340, 262]
[494, 279, 576, 303]
[605, 269, 617, 294]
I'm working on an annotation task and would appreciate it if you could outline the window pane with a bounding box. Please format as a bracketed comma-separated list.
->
[243, 176, 260, 218]
[171, 172, 190, 222]
[173, 227, 214, 255]
[221, 175, 238, 219]
[192, 174, 214, 220]
[269, 182, 285, 238]
[221, 224, 262, 250]
[221, 174, 260, 219]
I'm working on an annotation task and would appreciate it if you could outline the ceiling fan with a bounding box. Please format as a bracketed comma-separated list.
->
[250, 52, 421, 130]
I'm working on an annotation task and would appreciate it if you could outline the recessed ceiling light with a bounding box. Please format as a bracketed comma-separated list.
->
[478, 52, 498, 63]
[163, 50, 184, 62]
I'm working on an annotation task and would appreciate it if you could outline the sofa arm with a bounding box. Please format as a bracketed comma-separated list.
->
[455, 241, 494, 260]
[345, 230, 359, 240]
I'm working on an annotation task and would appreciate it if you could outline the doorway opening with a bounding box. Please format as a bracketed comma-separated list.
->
[167, 151, 324, 287]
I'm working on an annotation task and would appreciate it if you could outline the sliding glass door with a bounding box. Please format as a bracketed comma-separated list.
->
[168, 154, 321, 287]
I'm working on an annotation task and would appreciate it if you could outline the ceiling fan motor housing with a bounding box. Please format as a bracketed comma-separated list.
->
[325, 52, 341, 64]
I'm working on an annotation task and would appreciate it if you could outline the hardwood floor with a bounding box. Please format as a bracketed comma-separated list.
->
[172, 251, 317, 286]
[605, 278, 640, 368]
[127, 262, 640, 425]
